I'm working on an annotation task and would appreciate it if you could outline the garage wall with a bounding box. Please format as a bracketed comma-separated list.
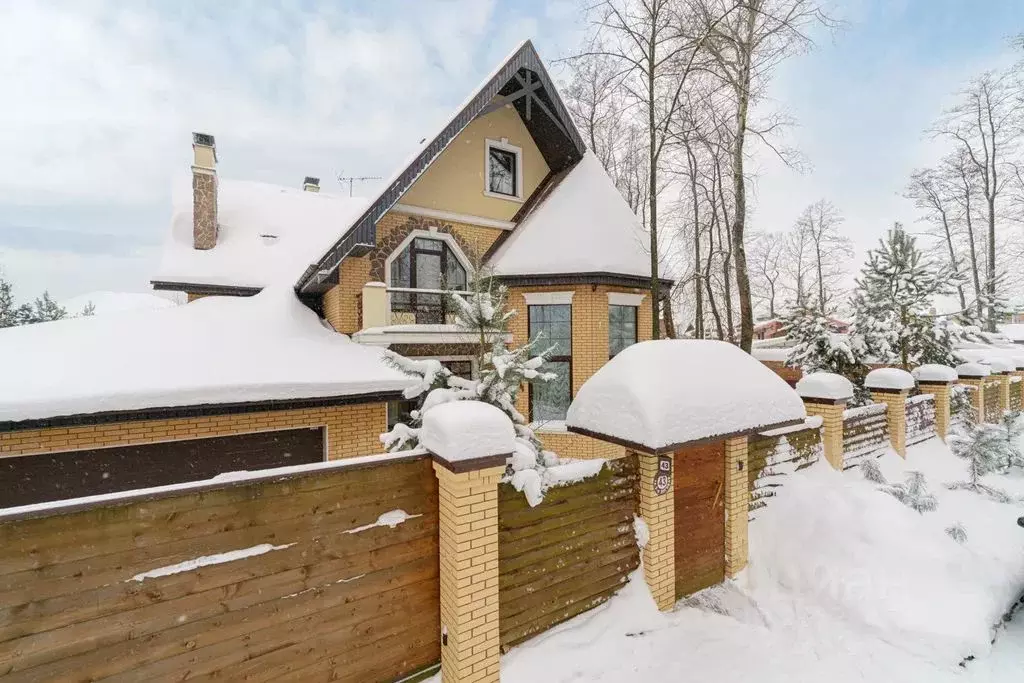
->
[0, 453, 440, 682]
[0, 402, 386, 461]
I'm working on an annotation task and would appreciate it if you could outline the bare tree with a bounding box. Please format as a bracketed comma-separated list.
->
[906, 165, 968, 313]
[695, 0, 836, 351]
[749, 230, 784, 317]
[796, 200, 852, 313]
[932, 70, 1023, 330]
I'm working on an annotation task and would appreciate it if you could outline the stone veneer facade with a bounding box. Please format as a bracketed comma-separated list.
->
[0, 403, 386, 461]
[191, 170, 218, 250]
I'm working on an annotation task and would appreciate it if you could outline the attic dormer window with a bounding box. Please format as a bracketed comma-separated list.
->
[485, 139, 522, 201]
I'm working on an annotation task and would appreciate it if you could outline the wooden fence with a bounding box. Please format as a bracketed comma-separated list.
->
[748, 421, 822, 518]
[1012, 378, 1023, 412]
[497, 456, 639, 650]
[906, 394, 936, 446]
[842, 403, 889, 469]
[0, 453, 440, 683]
[984, 379, 1002, 423]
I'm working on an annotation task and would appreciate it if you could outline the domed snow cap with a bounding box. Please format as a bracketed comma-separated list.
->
[956, 362, 991, 378]
[912, 364, 958, 383]
[420, 401, 515, 465]
[566, 340, 806, 453]
[864, 367, 915, 391]
[796, 372, 854, 401]
[983, 357, 1015, 373]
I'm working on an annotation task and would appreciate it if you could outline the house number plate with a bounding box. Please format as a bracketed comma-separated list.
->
[653, 455, 672, 495]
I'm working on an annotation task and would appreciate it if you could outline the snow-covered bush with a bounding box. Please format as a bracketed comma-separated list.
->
[880, 471, 938, 514]
[945, 522, 968, 544]
[784, 304, 871, 404]
[380, 276, 561, 505]
[946, 422, 1015, 503]
[999, 410, 1024, 470]
[950, 383, 977, 425]
[860, 458, 887, 484]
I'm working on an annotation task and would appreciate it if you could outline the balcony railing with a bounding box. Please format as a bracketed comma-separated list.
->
[386, 287, 469, 326]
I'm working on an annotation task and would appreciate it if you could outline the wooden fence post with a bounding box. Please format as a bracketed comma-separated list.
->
[956, 363, 990, 424]
[795, 372, 853, 470]
[421, 402, 514, 683]
[637, 451, 675, 611]
[912, 364, 957, 442]
[865, 368, 915, 457]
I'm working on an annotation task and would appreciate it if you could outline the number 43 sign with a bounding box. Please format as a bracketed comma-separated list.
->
[653, 455, 672, 495]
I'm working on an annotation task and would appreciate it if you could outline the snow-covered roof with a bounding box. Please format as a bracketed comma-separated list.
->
[0, 287, 414, 425]
[864, 368, 915, 391]
[566, 340, 806, 452]
[420, 401, 515, 464]
[956, 362, 991, 378]
[62, 291, 177, 317]
[751, 347, 793, 362]
[154, 177, 367, 290]
[796, 372, 854, 401]
[912, 364, 958, 383]
[998, 324, 1024, 341]
[982, 357, 1015, 373]
[487, 152, 651, 279]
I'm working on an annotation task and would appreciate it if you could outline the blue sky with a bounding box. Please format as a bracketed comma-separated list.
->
[0, 0, 1021, 301]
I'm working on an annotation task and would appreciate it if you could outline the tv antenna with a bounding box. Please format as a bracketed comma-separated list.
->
[337, 172, 382, 197]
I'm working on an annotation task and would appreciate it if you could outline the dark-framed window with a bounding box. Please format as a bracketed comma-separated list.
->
[487, 144, 518, 197]
[528, 304, 572, 422]
[389, 237, 469, 324]
[388, 358, 474, 429]
[609, 304, 638, 358]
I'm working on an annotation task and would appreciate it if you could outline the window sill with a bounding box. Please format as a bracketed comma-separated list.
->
[483, 189, 524, 203]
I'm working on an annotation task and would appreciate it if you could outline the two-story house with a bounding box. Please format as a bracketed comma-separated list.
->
[0, 40, 667, 507]
[153, 40, 668, 461]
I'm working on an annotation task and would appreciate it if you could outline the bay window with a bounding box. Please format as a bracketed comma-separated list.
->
[389, 236, 469, 324]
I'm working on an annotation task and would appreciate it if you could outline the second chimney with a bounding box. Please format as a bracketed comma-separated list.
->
[192, 132, 218, 250]
[303, 176, 320, 193]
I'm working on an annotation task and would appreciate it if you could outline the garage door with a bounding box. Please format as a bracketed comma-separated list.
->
[674, 441, 726, 599]
[0, 427, 324, 508]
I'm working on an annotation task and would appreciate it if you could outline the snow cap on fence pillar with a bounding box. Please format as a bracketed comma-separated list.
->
[796, 372, 854, 403]
[912, 364, 958, 384]
[864, 368, 915, 392]
[566, 339, 806, 453]
[956, 362, 991, 379]
[420, 400, 514, 471]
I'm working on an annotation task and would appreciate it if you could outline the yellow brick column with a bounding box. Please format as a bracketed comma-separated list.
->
[865, 368, 915, 457]
[795, 372, 854, 471]
[956, 364, 989, 424]
[723, 436, 750, 576]
[433, 463, 504, 683]
[1014, 368, 1024, 410]
[637, 451, 675, 611]
[918, 381, 953, 441]
[997, 372, 1012, 413]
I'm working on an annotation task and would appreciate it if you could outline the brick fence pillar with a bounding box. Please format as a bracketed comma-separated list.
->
[997, 372, 1012, 413]
[956, 364, 989, 425]
[802, 399, 847, 469]
[433, 463, 504, 683]
[865, 368, 915, 457]
[1014, 368, 1024, 409]
[723, 436, 749, 577]
[637, 451, 675, 611]
[918, 381, 952, 441]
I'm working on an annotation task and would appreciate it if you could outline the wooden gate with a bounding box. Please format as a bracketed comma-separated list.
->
[674, 442, 726, 598]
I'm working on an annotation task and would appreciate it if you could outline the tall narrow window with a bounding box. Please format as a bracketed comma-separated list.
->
[609, 304, 638, 358]
[529, 304, 571, 422]
[389, 237, 469, 324]
[486, 140, 521, 199]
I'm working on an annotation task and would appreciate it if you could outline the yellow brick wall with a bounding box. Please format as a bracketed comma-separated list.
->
[0, 403, 387, 461]
[870, 390, 909, 457]
[507, 284, 651, 460]
[321, 210, 504, 335]
[804, 402, 844, 470]
[723, 436, 749, 577]
[637, 452, 675, 610]
[434, 463, 503, 682]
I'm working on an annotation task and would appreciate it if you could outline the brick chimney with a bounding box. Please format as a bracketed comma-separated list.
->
[303, 176, 320, 193]
[191, 132, 218, 250]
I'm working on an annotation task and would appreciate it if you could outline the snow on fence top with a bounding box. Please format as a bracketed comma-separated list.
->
[912, 364, 958, 383]
[419, 400, 515, 463]
[956, 362, 991, 378]
[864, 367, 915, 391]
[982, 357, 1015, 373]
[566, 340, 806, 452]
[155, 177, 367, 289]
[0, 286, 415, 424]
[796, 372, 853, 401]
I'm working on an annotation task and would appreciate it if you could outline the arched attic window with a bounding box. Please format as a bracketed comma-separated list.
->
[388, 234, 470, 324]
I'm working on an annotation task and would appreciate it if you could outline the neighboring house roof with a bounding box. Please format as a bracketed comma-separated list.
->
[296, 39, 587, 294]
[999, 324, 1024, 342]
[485, 151, 652, 282]
[153, 178, 366, 293]
[0, 287, 413, 429]
[62, 291, 177, 317]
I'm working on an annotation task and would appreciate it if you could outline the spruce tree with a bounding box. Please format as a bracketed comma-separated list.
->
[947, 422, 1015, 502]
[851, 223, 955, 370]
[881, 470, 938, 514]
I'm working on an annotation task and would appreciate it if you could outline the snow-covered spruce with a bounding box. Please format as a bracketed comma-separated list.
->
[861, 458, 887, 484]
[946, 522, 969, 544]
[379, 277, 568, 505]
[946, 422, 1015, 503]
[880, 470, 938, 514]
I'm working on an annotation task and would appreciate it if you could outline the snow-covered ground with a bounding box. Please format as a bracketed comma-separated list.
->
[454, 439, 1024, 683]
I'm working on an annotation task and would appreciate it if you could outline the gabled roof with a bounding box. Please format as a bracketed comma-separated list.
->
[296, 40, 586, 294]
[154, 178, 366, 293]
[485, 151, 652, 282]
